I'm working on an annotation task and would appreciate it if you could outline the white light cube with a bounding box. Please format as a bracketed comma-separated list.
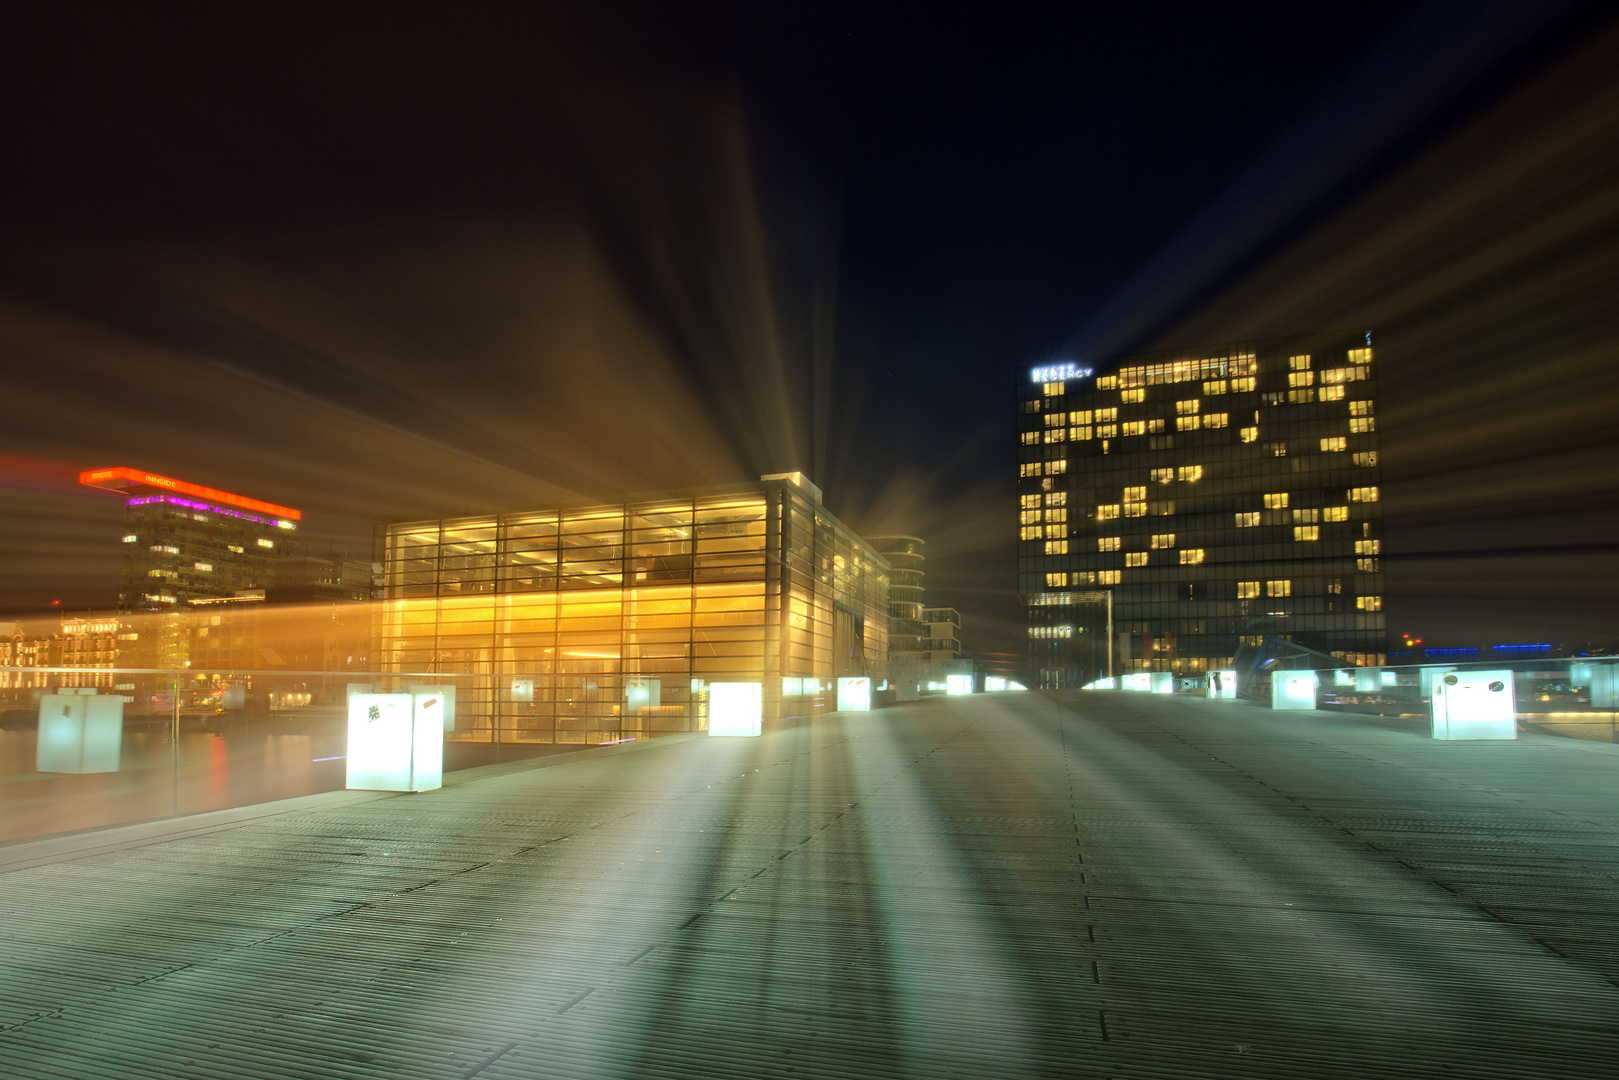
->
[946, 674, 974, 695]
[1149, 672, 1174, 694]
[411, 683, 457, 732]
[837, 676, 872, 711]
[347, 692, 442, 791]
[1122, 672, 1151, 692]
[625, 678, 661, 710]
[346, 682, 374, 703]
[709, 681, 762, 736]
[1419, 666, 1457, 700]
[36, 694, 123, 773]
[1209, 670, 1237, 699]
[1271, 671, 1319, 710]
[1431, 670, 1517, 740]
[986, 677, 1007, 692]
[1354, 668, 1381, 693]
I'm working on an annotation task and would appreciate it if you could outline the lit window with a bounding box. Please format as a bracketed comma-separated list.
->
[1177, 465, 1202, 482]
[1267, 580, 1292, 598]
[122, 534, 138, 543]
[1097, 504, 1120, 520]
[1324, 506, 1348, 522]
[1122, 421, 1147, 436]
[1044, 509, 1068, 524]
[1203, 380, 1228, 395]
[1150, 533, 1175, 549]
[1098, 570, 1121, 584]
[1098, 537, 1120, 551]
[1240, 426, 1258, 443]
[1045, 460, 1068, 475]
[1044, 429, 1067, 443]
[194, 562, 213, 572]
[1044, 412, 1065, 427]
[1355, 539, 1381, 555]
[1357, 595, 1382, 611]
[1327, 580, 1342, 594]
[1150, 468, 1174, 483]
[1357, 558, 1378, 572]
[1019, 463, 1040, 477]
[1123, 486, 1146, 501]
[1071, 426, 1093, 441]
[1123, 502, 1146, 518]
[1320, 368, 1349, 384]
[1121, 389, 1145, 403]
[1264, 493, 1289, 509]
[1046, 523, 1068, 538]
[1045, 491, 1067, 506]
[1235, 512, 1260, 527]
[1044, 540, 1068, 555]
[1288, 371, 1314, 387]
[1179, 549, 1204, 565]
[1096, 376, 1118, 390]
[257, 538, 275, 548]
[1231, 377, 1256, 392]
[1021, 493, 1042, 509]
[1266, 442, 1288, 456]
[1097, 424, 1117, 438]
[1291, 508, 1319, 523]
[1203, 413, 1228, 428]
[1176, 399, 1201, 415]
[1349, 400, 1373, 416]
[1347, 347, 1372, 364]
[1147, 419, 1165, 433]
[1237, 581, 1260, 599]
[1294, 526, 1319, 541]
[1045, 573, 1068, 588]
[1350, 417, 1375, 433]
[1350, 486, 1380, 502]
[1289, 354, 1312, 370]
[1319, 385, 1345, 401]
[1288, 389, 1314, 403]
[1021, 431, 1039, 445]
[1094, 407, 1118, 422]
[1043, 381, 1065, 396]
[1020, 510, 1041, 525]
[1021, 526, 1043, 540]
[1353, 452, 1378, 467]
[1176, 416, 1200, 431]
[1321, 437, 1347, 452]
[1126, 552, 1148, 567]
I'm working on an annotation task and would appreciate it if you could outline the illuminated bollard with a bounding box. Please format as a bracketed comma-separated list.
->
[346, 692, 443, 791]
[837, 676, 872, 711]
[1431, 670, 1517, 740]
[36, 694, 124, 773]
[708, 681, 762, 736]
[1271, 671, 1319, 710]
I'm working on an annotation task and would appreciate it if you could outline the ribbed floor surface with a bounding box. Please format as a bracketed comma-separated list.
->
[2, 692, 1618, 1079]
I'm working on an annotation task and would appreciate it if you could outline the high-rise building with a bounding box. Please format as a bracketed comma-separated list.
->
[374, 473, 890, 746]
[1017, 332, 1385, 687]
[80, 467, 300, 667]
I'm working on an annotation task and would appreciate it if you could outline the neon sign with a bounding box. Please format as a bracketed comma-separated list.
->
[1030, 362, 1092, 383]
[80, 467, 301, 520]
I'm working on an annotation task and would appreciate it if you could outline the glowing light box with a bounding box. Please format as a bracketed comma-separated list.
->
[708, 681, 762, 737]
[1271, 671, 1319, 710]
[837, 676, 872, 711]
[36, 694, 123, 774]
[1209, 670, 1237, 699]
[411, 683, 458, 732]
[1431, 670, 1517, 740]
[1122, 672, 1151, 692]
[347, 692, 443, 791]
[1354, 668, 1381, 693]
[946, 674, 974, 695]
[1149, 672, 1173, 694]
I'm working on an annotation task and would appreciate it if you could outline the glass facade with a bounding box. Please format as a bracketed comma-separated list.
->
[376, 476, 889, 745]
[1018, 333, 1386, 686]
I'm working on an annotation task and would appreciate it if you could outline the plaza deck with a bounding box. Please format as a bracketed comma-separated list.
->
[2, 691, 1618, 1078]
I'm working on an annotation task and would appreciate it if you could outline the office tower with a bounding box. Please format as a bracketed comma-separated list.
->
[80, 467, 300, 667]
[1017, 332, 1385, 687]
[375, 473, 890, 746]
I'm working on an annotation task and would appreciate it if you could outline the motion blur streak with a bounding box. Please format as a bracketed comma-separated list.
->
[1116, 18, 1619, 644]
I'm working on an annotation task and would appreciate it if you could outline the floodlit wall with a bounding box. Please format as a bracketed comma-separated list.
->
[377, 479, 889, 744]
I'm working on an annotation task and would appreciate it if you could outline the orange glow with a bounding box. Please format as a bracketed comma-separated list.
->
[79, 467, 301, 520]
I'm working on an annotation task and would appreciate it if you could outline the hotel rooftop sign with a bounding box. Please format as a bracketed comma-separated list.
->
[1030, 362, 1092, 383]
[79, 467, 302, 521]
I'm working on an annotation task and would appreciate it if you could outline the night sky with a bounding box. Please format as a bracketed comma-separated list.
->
[1, 2, 1616, 662]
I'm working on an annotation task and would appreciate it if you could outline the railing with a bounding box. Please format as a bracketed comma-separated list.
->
[1085, 655, 1619, 743]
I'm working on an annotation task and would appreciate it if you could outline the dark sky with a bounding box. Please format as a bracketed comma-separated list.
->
[1, 1, 1616, 660]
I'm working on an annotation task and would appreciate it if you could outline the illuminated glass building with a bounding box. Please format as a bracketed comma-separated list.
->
[81, 468, 300, 668]
[1017, 332, 1386, 687]
[376, 473, 890, 746]
[866, 536, 926, 692]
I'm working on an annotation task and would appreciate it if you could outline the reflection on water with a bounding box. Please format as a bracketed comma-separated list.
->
[0, 716, 345, 844]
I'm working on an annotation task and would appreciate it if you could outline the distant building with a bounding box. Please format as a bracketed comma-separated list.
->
[375, 474, 890, 746]
[921, 607, 962, 663]
[866, 536, 927, 696]
[1017, 332, 1386, 687]
[81, 468, 300, 668]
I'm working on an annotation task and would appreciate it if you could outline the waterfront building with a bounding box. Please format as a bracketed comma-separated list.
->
[866, 536, 927, 696]
[1017, 332, 1386, 687]
[374, 474, 890, 746]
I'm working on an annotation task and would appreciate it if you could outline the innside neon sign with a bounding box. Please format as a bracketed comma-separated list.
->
[1030, 362, 1092, 383]
[80, 467, 301, 520]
